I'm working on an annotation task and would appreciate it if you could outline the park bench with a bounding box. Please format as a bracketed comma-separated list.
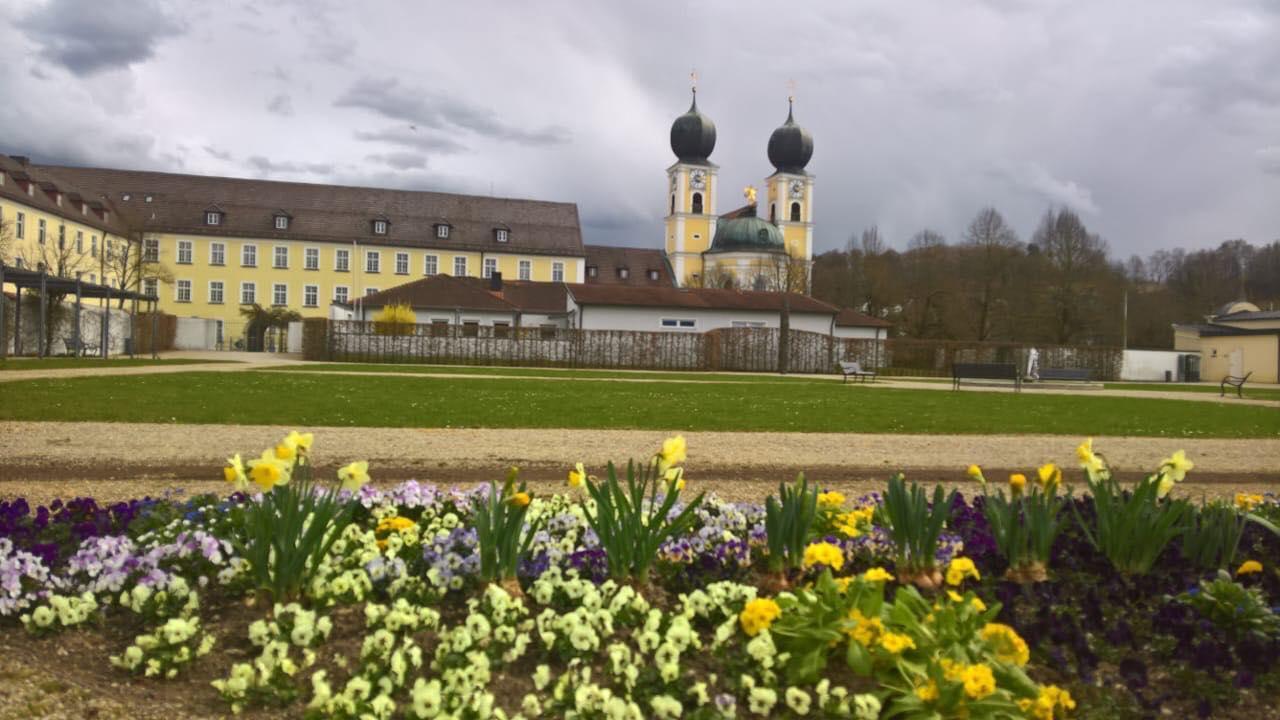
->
[1220, 371, 1252, 398]
[1038, 368, 1092, 383]
[64, 336, 99, 357]
[838, 360, 877, 383]
[952, 362, 1021, 392]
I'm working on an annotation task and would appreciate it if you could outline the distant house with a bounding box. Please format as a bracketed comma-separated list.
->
[832, 308, 892, 340]
[565, 284, 839, 334]
[1174, 301, 1280, 383]
[332, 274, 573, 335]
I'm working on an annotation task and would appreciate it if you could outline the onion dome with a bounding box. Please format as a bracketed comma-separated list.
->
[670, 90, 716, 164]
[767, 99, 814, 174]
[707, 205, 785, 254]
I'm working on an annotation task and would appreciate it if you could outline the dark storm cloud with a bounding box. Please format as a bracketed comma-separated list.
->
[16, 0, 183, 76]
[336, 77, 571, 146]
[353, 128, 468, 155]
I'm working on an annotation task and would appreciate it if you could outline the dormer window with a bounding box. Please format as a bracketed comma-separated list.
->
[122, 193, 132, 201]
[274, 215, 290, 230]
[205, 211, 222, 226]
[436, 224, 450, 239]
[587, 265, 598, 278]
[647, 269, 660, 281]
[372, 219, 388, 235]
[617, 267, 629, 280]
[494, 228, 509, 243]
[145, 195, 153, 203]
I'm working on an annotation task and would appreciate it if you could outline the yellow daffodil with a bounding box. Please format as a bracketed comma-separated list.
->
[1076, 438, 1107, 479]
[567, 462, 586, 488]
[1036, 463, 1061, 490]
[863, 567, 894, 583]
[274, 442, 297, 462]
[509, 491, 531, 507]
[802, 542, 845, 571]
[664, 466, 686, 492]
[945, 557, 980, 586]
[817, 491, 846, 508]
[657, 435, 687, 471]
[1009, 473, 1027, 495]
[739, 598, 781, 637]
[966, 464, 986, 485]
[1235, 493, 1263, 512]
[337, 461, 370, 492]
[1236, 560, 1263, 576]
[247, 449, 290, 492]
[222, 454, 249, 492]
[1160, 449, 1194, 482]
[274, 430, 313, 463]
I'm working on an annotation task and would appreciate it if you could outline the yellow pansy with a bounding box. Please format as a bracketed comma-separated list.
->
[222, 453, 249, 492]
[568, 462, 587, 488]
[879, 632, 916, 654]
[1236, 560, 1263, 576]
[337, 461, 370, 492]
[863, 567, 894, 583]
[802, 542, 844, 571]
[739, 598, 781, 637]
[946, 557, 980, 586]
[817, 491, 846, 508]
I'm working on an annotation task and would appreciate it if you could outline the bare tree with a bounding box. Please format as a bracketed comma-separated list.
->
[0, 214, 13, 265]
[1032, 208, 1109, 344]
[16, 222, 97, 354]
[683, 265, 740, 290]
[961, 208, 1020, 340]
[106, 233, 172, 307]
[754, 250, 811, 293]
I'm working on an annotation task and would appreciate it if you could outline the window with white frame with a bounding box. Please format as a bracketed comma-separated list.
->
[209, 280, 224, 304]
[273, 245, 289, 268]
[552, 262, 564, 282]
[730, 320, 766, 328]
[240, 281, 256, 304]
[436, 224, 450, 239]
[143, 278, 158, 298]
[304, 247, 319, 270]
[176, 279, 192, 303]
[205, 211, 221, 226]
[210, 242, 225, 265]
[303, 284, 318, 307]
[76, 230, 83, 253]
[38, 219, 46, 244]
[90, 235, 98, 258]
[482, 257, 497, 278]
[453, 256, 467, 276]
[333, 286, 349, 303]
[275, 215, 289, 230]
[272, 283, 287, 306]
[518, 259, 532, 281]
[365, 250, 380, 273]
[660, 318, 696, 329]
[495, 228, 508, 243]
[177, 240, 193, 264]
[15, 212, 23, 239]
[395, 252, 409, 274]
[242, 244, 257, 267]
[143, 237, 159, 262]
[424, 254, 438, 275]
[335, 248, 350, 271]
[365, 287, 378, 295]
[372, 219, 387, 235]
[617, 267, 629, 279]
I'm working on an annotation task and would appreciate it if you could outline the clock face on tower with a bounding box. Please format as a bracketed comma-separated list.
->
[690, 169, 707, 190]
[789, 180, 804, 199]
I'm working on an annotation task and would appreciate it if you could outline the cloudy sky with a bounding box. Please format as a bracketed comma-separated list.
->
[2, 0, 1277, 258]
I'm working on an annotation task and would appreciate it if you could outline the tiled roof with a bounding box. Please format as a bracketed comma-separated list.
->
[567, 284, 838, 314]
[27, 164, 585, 257]
[835, 307, 893, 328]
[1216, 309, 1280, 322]
[1174, 322, 1280, 337]
[583, 245, 674, 286]
[358, 274, 568, 314]
[0, 156, 129, 236]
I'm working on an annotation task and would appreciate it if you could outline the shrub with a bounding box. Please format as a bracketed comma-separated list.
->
[373, 303, 416, 336]
[1178, 571, 1280, 643]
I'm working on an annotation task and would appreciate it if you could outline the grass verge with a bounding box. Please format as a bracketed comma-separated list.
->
[257, 362, 840, 384]
[1105, 382, 1280, 402]
[0, 370, 1274, 437]
[0, 358, 237, 371]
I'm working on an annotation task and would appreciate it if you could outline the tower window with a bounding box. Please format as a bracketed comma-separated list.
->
[770, 204, 776, 222]
[790, 202, 801, 222]
[691, 192, 703, 214]
[670, 195, 675, 215]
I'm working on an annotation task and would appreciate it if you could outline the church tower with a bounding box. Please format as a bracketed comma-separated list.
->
[665, 88, 718, 287]
[763, 98, 815, 286]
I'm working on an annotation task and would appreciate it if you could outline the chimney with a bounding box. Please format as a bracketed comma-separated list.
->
[489, 271, 503, 292]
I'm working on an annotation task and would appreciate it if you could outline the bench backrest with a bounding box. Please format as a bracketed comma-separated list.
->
[1040, 368, 1091, 381]
[839, 361, 863, 373]
[1226, 371, 1253, 383]
[953, 363, 1019, 380]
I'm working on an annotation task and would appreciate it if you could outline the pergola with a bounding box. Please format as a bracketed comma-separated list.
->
[0, 262, 160, 360]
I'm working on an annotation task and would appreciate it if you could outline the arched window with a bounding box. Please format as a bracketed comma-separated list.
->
[691, 192, 703, 214]
[790, 202, 801, 222]
[769, 204, 776, 222]
[670, 194, 676, 215]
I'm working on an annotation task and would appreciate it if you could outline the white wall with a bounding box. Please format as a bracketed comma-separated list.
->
[834, 326, 884, 340]
[1120, 349, 1186, 381]
[576, 304, 833, 334]
[174, 317, 219, 350]
[3, 299, 132, 356]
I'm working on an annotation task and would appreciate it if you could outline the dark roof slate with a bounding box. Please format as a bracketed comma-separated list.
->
[567, 284, 837, 314]
[583, 245, 674, 286]
[0, 156, 129, 236]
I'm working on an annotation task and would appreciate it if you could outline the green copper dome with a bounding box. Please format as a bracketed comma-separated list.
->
[707, 207, 784, 254]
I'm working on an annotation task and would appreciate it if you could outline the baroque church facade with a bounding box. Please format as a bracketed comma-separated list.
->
[662, 89, 815, 291]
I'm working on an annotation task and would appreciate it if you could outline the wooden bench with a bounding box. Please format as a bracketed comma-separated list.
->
[953, 363, 1021, 392]
[64, 337, 99, 357]
[1038, 368, 1092, 382]
[838, 361, 877, 383]
[1220, 371, 1252, 398]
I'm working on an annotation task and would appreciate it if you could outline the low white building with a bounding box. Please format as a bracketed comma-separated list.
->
[565, 284, 841, 334]
[832, 308, 892, 340]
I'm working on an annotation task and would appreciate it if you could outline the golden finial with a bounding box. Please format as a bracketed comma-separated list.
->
[743, 185, 758, 206]
[690, 68, 698, 93]
[786, 78, 797, 104]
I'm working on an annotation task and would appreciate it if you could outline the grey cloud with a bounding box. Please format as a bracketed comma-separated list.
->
[267, 93, 294, 117]
[365, 152, 428, 170]
[246, 156, 334, 175]
[16, 0, 184, 76]
[1260, 146, 1280, 175]
[204, 146, 233, 161]
[353, 127, 468, 155]
[336, 77, 571, 146]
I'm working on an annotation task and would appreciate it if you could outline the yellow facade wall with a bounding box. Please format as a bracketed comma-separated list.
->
[1199, 334, 1279, 384]
[0, 196, 127, 290]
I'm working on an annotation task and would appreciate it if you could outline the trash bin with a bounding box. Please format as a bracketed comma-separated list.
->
[1164, 370, 1171, 383]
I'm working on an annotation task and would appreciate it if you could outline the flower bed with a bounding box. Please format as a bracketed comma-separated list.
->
[1, 435, 1278, 719]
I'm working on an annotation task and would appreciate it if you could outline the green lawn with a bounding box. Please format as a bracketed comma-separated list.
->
[0, 357, 237, 371]
[0, 371, 1274, 437]
[259, 362, 840, 384]
[1105, 382, 1280, 402]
